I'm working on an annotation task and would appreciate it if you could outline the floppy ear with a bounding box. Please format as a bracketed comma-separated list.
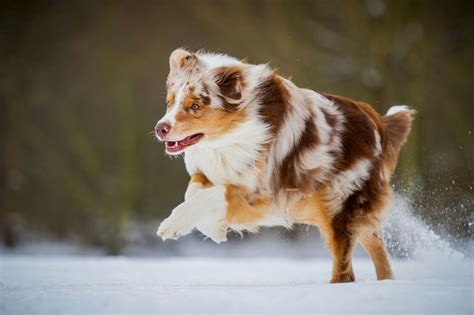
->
[169, 48, 194, 75]
[213, 66, 244, 111]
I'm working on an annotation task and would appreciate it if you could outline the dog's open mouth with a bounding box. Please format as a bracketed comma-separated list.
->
[165, 133, 204, 153]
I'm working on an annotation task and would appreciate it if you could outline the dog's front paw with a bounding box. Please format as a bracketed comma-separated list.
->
[157, 212, 195, 241]
[197, 223, 228, 244]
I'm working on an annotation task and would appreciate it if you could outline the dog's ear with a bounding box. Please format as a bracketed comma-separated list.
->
[213, 66, 244, 111]
[169, 48, 195, 75]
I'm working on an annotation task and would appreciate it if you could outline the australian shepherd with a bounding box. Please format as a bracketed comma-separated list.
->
[154, 48, 415, 283]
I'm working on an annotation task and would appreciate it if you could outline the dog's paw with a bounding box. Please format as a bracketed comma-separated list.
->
[157, 213, 195, 241]
[197, 223, 228, 244]
[330, 270, 355, 284]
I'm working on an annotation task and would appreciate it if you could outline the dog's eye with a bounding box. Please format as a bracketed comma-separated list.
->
[190, 103, 200, 110]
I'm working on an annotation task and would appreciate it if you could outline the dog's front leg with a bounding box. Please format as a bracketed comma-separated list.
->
[157, 185, 228, 243]
[184, 173, 212, 201]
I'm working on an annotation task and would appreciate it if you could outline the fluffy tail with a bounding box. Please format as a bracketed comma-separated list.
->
[382, 105, 416, 174]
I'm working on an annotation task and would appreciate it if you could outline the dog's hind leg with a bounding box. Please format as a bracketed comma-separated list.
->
[358, 230, 393, 280]
[322, 223, 357, 283]
[316, 211, 357, 283]
[293, 192, 356, 283]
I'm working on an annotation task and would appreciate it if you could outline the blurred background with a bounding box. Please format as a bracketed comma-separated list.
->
[1, 0, 472, 256]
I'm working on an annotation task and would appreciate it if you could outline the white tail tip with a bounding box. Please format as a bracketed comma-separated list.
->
[386, 105, 410, 116]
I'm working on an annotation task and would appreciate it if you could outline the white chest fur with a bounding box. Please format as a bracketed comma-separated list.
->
[184, 144, 258, 190]
[184, 116, 269, 191]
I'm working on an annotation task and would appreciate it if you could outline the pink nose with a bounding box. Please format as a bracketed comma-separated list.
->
[155, 122, 171, 138]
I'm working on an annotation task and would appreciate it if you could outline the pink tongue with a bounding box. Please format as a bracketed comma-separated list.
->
[179, 137, 189, 146]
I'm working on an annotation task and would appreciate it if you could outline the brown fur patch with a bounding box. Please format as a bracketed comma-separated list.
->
[321, 93, 380, 172]
[190, 173, 212, 187]
[292, 190, 329, 226]
[257, 75, 290, 135]
[202, 83, 210, 95]
[213, 66, 245, 112]
[166, 93, 175, 107]
[224, 185, 271, 225]
[320, 107, 341, 144]
[279, 115, 320, 192]
[179, 53, 195, 68]
[175, 95, 202, 120]
[199, 94, 211, 106]
[172, 99, 248, 141]
[358, 231, 393, 280]
[321, 107, 338, 128]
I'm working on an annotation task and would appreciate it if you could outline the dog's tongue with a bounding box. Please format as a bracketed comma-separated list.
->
[166, 133, 204, 153]
[167, 137, 189, 148]
[179, 137, 190, 146]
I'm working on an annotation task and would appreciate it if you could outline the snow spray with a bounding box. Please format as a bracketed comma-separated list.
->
[384, 193, 465, 261]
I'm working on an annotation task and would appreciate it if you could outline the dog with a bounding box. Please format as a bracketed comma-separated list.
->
[154, 48, 415, 283]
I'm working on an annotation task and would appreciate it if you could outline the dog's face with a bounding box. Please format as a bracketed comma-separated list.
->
[155, 49, 247, 155]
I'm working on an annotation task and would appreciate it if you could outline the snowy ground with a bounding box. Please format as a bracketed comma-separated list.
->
[2, 195, 472, 314]
[1, 255, 472, 314]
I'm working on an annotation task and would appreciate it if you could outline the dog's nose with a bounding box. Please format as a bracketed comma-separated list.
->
[155, 122, 171, 139]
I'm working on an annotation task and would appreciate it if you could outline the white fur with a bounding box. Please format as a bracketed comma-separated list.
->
[272, 80, 312, 165]
[184, 113, 270, 191]
[228, 211, 289, 233]
[197, 52, 241, 68]
[386, 105, 409, 115]
[325, 159, 373, 215]
[308, 91, 333, 144]
[159, 99, 180, 126]
[260, 80, 313, 191]
[245, 64, 274, 94]
[184, 182, 202, 201]
[255, 213, 289, 227]
[300, 91, 344, 175]
[300, 144, 334, 176]
[157, 185, 228, 243]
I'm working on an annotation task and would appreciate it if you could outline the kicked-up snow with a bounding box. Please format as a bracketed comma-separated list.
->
[1, 255, 472, 314]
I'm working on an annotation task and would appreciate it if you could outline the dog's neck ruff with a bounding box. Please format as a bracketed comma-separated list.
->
[184, 112, 270, 192]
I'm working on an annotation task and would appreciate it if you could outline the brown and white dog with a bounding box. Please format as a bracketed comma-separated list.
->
[155, 48, 415, 283]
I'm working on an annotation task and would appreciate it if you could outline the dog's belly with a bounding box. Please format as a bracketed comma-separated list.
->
[259, 213, 288, 226]
[228, 208, 291, 233]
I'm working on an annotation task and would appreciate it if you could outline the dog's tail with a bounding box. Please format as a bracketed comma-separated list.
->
[382, 105, 416, 175]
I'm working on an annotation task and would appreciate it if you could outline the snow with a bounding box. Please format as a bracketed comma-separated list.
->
[1, 255, 472, 314]
[1, 194, 472, 314]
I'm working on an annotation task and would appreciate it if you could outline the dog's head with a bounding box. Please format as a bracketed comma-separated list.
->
[155, 48, 248, 155]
